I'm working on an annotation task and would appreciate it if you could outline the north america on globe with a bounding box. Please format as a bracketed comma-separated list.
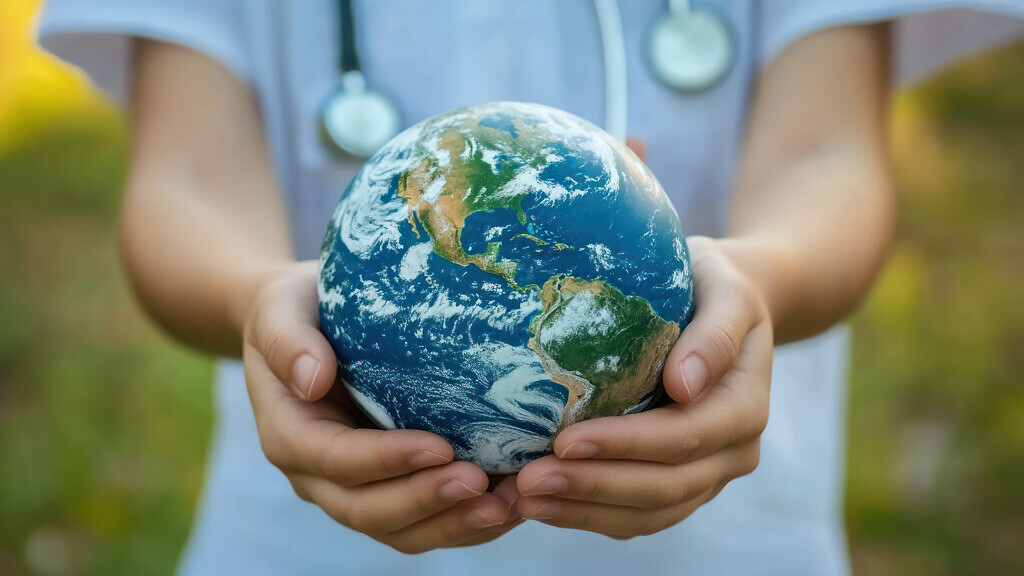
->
[319, 102, 693, 473]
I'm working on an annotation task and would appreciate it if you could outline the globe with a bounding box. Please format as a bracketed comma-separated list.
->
[318, 102, 694, 473]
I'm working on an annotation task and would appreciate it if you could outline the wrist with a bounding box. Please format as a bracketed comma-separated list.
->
[705, 236, 801, 332]
[229, 260, 302, 340]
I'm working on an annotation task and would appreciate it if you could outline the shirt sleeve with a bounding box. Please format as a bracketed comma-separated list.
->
[37, 0, 253, 104]
[758, 0, 1024, 87]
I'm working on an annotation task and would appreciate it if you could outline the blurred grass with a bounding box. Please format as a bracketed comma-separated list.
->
[0, 1, 1022, 574]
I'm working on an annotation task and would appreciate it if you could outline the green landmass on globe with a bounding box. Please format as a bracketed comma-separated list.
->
[528, 275, 680, 429]
[398, 129, 538, 291]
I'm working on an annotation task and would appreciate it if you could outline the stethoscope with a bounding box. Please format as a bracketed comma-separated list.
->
[320, 0, 735, 158]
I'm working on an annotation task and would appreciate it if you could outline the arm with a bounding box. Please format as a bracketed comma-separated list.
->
[125, 40, 519, 552]
[123, 38, 293, 357]
[728, 22, 894, 344]
[514, 24, 893, 537]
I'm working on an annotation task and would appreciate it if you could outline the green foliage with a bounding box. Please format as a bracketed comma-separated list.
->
[846, 41, 1024, 576]
[0, 103, 215, 575]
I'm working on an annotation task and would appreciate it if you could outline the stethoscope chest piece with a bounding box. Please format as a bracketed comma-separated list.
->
[320, 71, 402, 158]
[647, 4, 735, 92]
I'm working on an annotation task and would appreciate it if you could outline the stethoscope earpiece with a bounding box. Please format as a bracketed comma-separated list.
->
[319, 0, 736, 158]
[320, 70, 402, 159]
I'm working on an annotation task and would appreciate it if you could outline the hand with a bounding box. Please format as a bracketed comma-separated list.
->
[242, 262, 521, 553]
[514, 237, 773, 539]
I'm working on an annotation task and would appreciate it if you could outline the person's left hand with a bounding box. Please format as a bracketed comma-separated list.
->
[514, 236, 773, 538]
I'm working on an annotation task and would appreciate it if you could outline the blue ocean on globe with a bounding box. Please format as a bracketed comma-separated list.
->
[319, 102, 693, 473]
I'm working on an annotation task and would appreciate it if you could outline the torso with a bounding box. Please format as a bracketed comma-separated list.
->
[179, 3, 852, 575]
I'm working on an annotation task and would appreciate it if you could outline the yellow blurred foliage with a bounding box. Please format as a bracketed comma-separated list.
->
[866, 246, 926, 332]
[0, 0, 116, 153]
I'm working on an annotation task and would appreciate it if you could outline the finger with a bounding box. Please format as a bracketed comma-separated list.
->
[454, 518, 526, 548]
[381, 494, 518, 554]
[261, 414, 460, 487]
[625, 136, 647, 163]
[244, 337, 462, 486]
[517, 487, 715, 539]
[246, 261, 337, 401]
[552, 395, 767, 465]
[491, 474, 523, 522]
[552, 327, 771, 466]
[663, 244, 765, 402]
[297, 460, 491, 535]
[517, 443, 759, 509]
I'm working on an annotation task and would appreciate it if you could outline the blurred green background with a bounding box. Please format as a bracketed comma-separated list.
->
[1, 1, 1022, 574]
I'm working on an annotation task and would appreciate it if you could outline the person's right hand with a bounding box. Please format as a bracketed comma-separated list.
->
[242, 261, 521, 554]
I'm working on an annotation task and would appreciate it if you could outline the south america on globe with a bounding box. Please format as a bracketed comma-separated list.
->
[318, 102, 694, 473]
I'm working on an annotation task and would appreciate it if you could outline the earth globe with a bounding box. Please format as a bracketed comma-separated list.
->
[318, 102, 694, 473]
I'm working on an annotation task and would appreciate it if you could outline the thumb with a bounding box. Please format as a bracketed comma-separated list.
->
[625, 136, 648, 163]
[662, 265, 759, 403]
[247, 263, 338, 401]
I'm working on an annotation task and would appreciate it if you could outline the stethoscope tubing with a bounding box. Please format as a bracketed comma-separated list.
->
[593, 0, 628, 142]
[321, 0, 735, 158]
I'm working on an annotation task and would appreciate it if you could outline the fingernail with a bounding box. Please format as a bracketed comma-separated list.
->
[439, 479, 483, 502]
[521, 501, 563, 521]
[292, 354, 320, 400]
[559, 441, 599, 459]
[406, 450, 450, 469]
[521, 474, 569, 496]
[465, 510, 505, 530]
[680, 355, 708, 400]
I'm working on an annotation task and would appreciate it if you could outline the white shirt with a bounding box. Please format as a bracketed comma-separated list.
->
[38, 2, 1024, 574]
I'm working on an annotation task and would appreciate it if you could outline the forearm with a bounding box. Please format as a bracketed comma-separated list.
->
[724, 24, 893, 344]
[123, 40, 294, 357]
[723, 145, 893, 343]
[121, 179, 293, 357]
